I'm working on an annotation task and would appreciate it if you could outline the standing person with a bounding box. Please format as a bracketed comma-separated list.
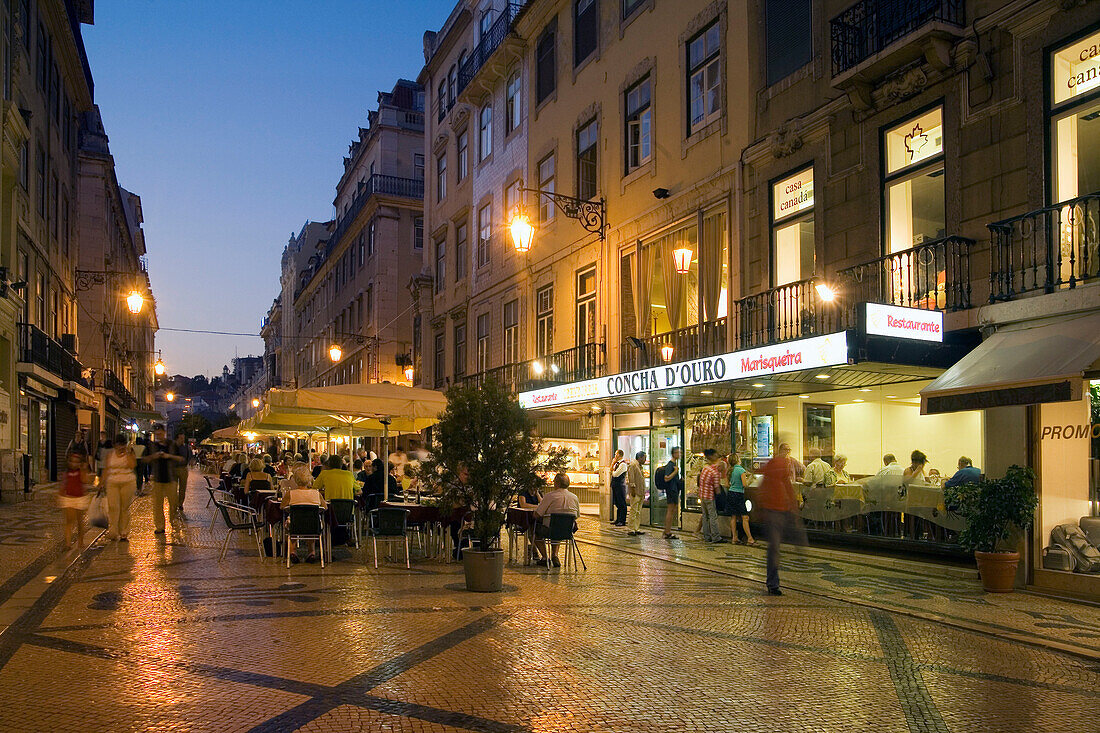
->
[660, 447, 684, 540]
[102, 433, 138, 542]
[131, 436, 147, 496]
[696, 449, 724, 543]
[94, 431, 113, 482]
[727, 452, 755, 545]
[59, 451, 93, 549]
[609, 449, 628, 527]
[66, 429, 91, 460]
[144, 424, 183, 535]
[626, 451, 647, 536]
[173, 432, 193, 516]
[758, 442, 805, 596]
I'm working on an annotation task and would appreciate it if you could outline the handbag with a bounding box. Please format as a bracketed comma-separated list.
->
[88, 491, 109, 529]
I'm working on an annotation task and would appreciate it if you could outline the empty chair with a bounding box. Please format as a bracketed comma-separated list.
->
[546, 513, 586, 571]
[213, 495, 263, 561]
[368, 507, 409, 569]
[329, 498, 359, 549]
[285, 505, 326, 568]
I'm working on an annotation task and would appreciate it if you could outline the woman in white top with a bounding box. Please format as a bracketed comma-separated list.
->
[281, 465, 327, 563]
[103, 433, 138, 541]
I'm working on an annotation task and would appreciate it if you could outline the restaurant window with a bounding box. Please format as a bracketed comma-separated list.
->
[574, 0, 598, 67]
[687, 20, 722, 135]
[457, 130, 469, 181]
[765, 0, 812, 85]
[476, 312, 490, 372]
[536, 22, 557, 103]
[478, 203, 492, 268]
[536, 284, 554, 356]
[1051, 31, 1100, 205]
[434, 237, 446, 293]
[576, 266, 597, 348]
[625, 76, 652, 173]
[771, 167, 815, 286]
[453, 323, 467, 378]
[433, 332, 445, 388]
[506, 71, 521, 134]
[504, 299, 519, 363]
[479, 104, 493, 161]
[436, 153, 447, 202]
[455, 221, 468, 280]
[413, 217, 424, 249]
[577, 118, 598, 200]
[538, 153, 556, 223]
[884, 106, 945, 254]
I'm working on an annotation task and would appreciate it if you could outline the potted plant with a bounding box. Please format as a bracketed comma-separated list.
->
[419, 380, 567, 592]
[943, 465, 1037, 593]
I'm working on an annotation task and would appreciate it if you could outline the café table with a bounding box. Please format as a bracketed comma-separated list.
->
[381, 501, 443, 558]
[506, 506, 536, 565]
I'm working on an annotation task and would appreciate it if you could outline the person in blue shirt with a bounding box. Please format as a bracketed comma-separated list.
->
[944, 456, 982, 488]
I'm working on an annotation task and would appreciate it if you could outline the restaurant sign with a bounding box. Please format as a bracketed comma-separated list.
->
[863, 303, 943, 343]
[518, 332, 850, 409]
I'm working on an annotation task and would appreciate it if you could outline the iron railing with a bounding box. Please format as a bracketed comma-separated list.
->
[988, 192, 1100, 301]
[837, 236, 974, 312]
[328, 174, 424, 253]
[456, 3, 527, 96]
[622, 318, 728, 371]
[736, 279, 843, 348]
[18, 323, 87, 386]
[830, 0, 964, 76]
[103, 369, 136, 407]
[460, 342, 601, 394]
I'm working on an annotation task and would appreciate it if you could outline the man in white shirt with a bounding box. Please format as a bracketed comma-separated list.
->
[802, 448, 832, 488]
[609, 449, 628, 526]
[626, 451, 647, 536]
[533, 472, 580, 568]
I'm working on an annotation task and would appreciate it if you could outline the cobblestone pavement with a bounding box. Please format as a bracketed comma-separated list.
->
[580, 515, 1100, 661]
[0, 474, 1098, 732]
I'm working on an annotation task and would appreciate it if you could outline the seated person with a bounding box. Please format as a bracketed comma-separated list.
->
[802, 449, 832, 488]
[533, 472, 580, 568]
[903, 450, 928, 484]
[312, 455, 327, 479]
[281, 466, 328, 563]
[312, 454, 357, 501]
[517, 485, 541, 509]
[944, 456, 981, 488]
[832, 454, 851, 484]
[242, 459, 273, 492]
[262, 454, 277, 477]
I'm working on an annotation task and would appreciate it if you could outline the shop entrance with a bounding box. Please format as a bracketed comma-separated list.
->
[647, 423, 683, 529]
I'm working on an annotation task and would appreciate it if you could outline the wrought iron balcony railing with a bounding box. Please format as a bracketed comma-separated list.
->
[103, 369, 136, 407]
[328, 174, 424, 253]
[988, 192, 1100, 302]
[830, 0, 964, 76]
[456, 3, 527, 96]
[622, 319, 728, 372]
[18, 323, 87, 386]
[460, 342, 601, 394]
[837, 236, 974, 312]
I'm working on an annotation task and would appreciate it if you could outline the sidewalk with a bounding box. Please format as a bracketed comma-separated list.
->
[578, 515, 1100, 661]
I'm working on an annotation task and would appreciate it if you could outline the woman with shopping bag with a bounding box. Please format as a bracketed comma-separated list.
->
[102, 433, 138, 541]
[59, 451, 94, 549]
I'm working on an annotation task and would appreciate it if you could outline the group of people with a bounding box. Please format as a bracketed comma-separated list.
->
[60, 424, 193, 548]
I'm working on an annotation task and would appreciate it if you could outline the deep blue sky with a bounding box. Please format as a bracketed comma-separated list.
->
[83, 1, 450, 377]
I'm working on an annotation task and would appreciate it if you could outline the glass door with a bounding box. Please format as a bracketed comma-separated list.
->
[647, 424, 683, 528]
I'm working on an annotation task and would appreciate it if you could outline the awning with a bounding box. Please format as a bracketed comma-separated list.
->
[121, 408, 166, 423]
[920, 312, 1100, 414]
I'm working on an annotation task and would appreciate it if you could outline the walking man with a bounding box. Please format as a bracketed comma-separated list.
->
[173, 431, 193, 516]
[626, 451, 647, 536]
[758, 442, 805, 596]
[609, 449, 628, 527]
[144, 424, 184, 535]
[660, 447, 683, 540]
[696, 449, 723, 542]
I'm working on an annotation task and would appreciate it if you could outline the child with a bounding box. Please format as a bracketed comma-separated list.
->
[59, 451, 93, 549]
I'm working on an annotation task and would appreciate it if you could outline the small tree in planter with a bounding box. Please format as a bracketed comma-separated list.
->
[944, 464, 1037, 593]
[418, 379, 568, 591]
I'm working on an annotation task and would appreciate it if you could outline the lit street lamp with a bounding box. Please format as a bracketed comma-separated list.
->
[126, 290, 145, 315]
[153, 358, 166, 376]
[660, 343, 675, 362]
[506, 181, 607, 254]
[328, 344, 342, 362]
[251, 398, 260, 409]
[672, 245, 693, 275]
[166, 392, 175, 402]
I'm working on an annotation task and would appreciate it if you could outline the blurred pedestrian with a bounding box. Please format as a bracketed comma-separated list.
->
[758, 442, 805, 596]
[59, 451, 93, 549]
[173, 431, 193, 515]
[102, 433, 138, 542]
[131, 436, 147, 496]
[144, 424, 183, 535]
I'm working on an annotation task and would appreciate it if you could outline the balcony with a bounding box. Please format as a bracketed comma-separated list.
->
[328, 174, 424, 252]
[836, 236, 975, 312]
[988, 192, 1100, 302]
[456, 2, 527, 101]
[460, 343, 601, 394]
[622, 319, 727, 372]
[102, 369, 136, 408]
[18, 323, 88, 387]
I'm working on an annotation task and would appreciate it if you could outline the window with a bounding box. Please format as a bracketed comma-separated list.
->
[437, 80, 446, 120]
[771, 167, 815, 286]
[478, 204, 492, 268]
[536, 23, 557, 103]
[574, 0, 598, 67]
[1051, 31, 1100, 205]
[455, 221, 468, 280]
[358, 232, 365, 267]
[765, 0, 812, 85]
[61, 192, 70, 255]
[48, 171, 58, 239]
[457, 130, 469, 181]
[35, 145, 45, 217]
[476, 313, 490, 372]
[538, 153, 556, 223]
[367, 219, 376, 256]
[504, 299, 519, 363]
[884, 107, 945, 254]
[622, 0, 645, 18]
[35, 273, 45, 330]
[536, 285, 554, 356]
[479, 104, 493, 161]
[413, 314, 422, 380]
[434, 237, 446, 293]
[365, 286, 374, 322]
[576, 267, 597, 348]
[505, 71, 521, 134]
[434, 332, 445, 388]
[448, 64, 457, 106]
[505, 180, 522, 219]
[18, 250, 28, 324]
[436, 153, 447, 202]
[480, 8, 494, 40]
[453, 323, 466, 378]
[577, 119, 598, 200]
[688, 21, 722, 134]
[625, 76, 652, 172]
[414, 153, 425, 180]
[414, 217, 424, 249]
[18, 141, 28, 189]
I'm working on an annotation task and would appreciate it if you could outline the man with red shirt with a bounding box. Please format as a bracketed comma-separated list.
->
[758, 442, 806, 596]
[696, 449, 723, 543]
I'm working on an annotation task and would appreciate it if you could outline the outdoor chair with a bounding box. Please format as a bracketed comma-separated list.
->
[546, 513, 586, 571]
[329, 498, 359, 549]
[285, 505, 327, 568]
[203, 475, 220, 507]
[213, 495, 264, 562]
[208, 488, 236, 530]
[368, 507, 409, 569]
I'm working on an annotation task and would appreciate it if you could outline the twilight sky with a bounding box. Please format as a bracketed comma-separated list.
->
[82, 0, 451, 378]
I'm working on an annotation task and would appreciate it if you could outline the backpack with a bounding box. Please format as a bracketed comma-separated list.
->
[652, 465, 667, 492]
[1049, 524, 1100, 573]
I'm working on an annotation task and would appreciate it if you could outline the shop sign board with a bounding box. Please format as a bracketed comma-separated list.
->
[772, 167, 814, 221]
[518, 332, 850, 409]
[864, 303, 943, 343]
[1052, 30, 1100, 105]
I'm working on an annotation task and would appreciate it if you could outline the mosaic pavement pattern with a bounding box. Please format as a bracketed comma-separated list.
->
[0, 476, 1097, 732]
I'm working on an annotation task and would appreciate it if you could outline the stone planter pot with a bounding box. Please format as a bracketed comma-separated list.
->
[462, 548, 505, 592]
[974, 550, 1020, 593]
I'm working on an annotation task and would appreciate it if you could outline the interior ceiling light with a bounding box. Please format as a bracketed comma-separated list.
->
[815, 374, 830, 379]
[858, 388, 872, 393]
[798, 394, 810, 399]
[854, 399, 865, 403]
[752, 383, 765, 388]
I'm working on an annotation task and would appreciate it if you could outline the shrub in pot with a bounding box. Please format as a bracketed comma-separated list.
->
[418, 380, 567, 591]
[943, 465, 1037, 592]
